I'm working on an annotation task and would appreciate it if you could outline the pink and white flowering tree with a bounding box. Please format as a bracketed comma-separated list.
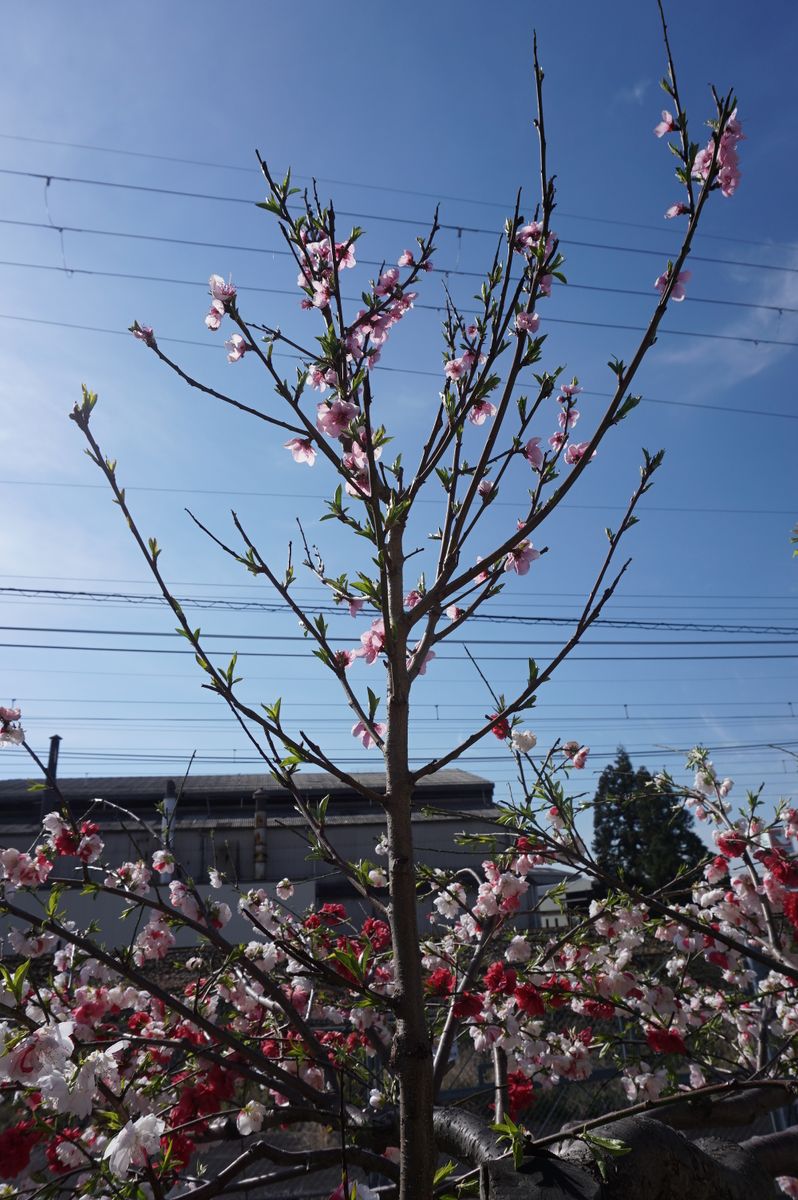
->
[3, 13, 796, 1200]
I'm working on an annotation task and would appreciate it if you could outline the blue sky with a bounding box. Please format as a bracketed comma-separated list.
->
[0, 1, 796, 816]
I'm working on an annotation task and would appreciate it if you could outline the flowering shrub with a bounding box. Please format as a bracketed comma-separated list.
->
[2, 15, 787, 1200]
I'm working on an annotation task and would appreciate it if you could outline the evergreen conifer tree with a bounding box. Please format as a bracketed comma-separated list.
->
[592, 746, 706, 892]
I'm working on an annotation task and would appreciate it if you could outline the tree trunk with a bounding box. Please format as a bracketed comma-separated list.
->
[385, 523, 436, 1200]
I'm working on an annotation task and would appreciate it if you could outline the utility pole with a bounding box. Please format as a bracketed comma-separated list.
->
[41, 734, 62, 821]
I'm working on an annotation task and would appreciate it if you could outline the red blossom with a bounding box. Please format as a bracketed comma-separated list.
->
[427, 968, 456, 997]
[46, 1128, 82, 1175]
[514, 983, 545, 1017]
[160, 1133, 194, 1171]
[0, 1122, 41, 1180]
[645, 1026, 687, 1055]
[318, 902, 347, 926]
[452, 992, 483, 1019]
[756, 850, 798, 887]
[489, 714, 510, 739]
[483, 962, 517, 995]
[540, 974, 572, 1008]
[716, 831, 747, 859]
[506, 1071, 535, 1120]
[582, 998, 616, 1020]
[783, 893, 798, 935]
[362, 917, 391, 951]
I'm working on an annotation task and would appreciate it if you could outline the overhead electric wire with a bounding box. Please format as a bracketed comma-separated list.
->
[2, 641, 797, 662]
[0, 592, 795, 636]
[1, 477, 795, 511]
[3, 255, 795, 320]
[4, 166, 798, 279]
[3, 623, 798, 648]
[11, 695, 795, 710]
[3, 307, 798, 375]
[2, 128, 797, 255]
[0, 573, 793, 603]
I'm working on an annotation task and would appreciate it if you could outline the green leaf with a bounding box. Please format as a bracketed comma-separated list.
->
[584, 1134, 631, 1155]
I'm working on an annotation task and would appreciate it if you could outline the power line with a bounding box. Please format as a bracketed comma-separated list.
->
[4, 255, 796, 321]
[3, 217, 797, 370]
[2, 640, 798, 662]
[2, 736, 792, 762]
[3, 308, 798, 378]
[15, 713, 797, 727]
[11, 696, 795, 710]
[1, 590, 795, 636]
[3, 129, 795, 255]
[0, 478, 793, 515]
[0, 573, 792, 603]
[3, 623, 798, 648]
[4, 166, 798, 278]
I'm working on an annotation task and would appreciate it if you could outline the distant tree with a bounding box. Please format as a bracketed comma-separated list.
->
[592, 746, 706, 891]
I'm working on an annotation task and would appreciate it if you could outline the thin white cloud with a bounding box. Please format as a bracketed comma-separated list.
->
[614, 79, 651, 107]
[655, 248, 798, 393]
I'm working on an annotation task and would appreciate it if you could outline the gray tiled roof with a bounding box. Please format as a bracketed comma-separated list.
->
[0, 768, 494, 821]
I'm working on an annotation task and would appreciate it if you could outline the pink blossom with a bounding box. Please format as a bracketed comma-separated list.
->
[475, 557, 490, 583]
[504, 540, 540, 575]
[693, 112, 744, 198]
[0, 702, 24, 747]
[522, 437, 544, 470]
[548, 431, 567, 451]
[564, 441, 594, 466]
[563, 741, 589, 769]
[654, 110, 677, 138]
[408, 648, 435, 675]
[468, 400, 497, 426]
[1, 848, 51, 886]
[284, 438, 317, 467]
[375, 268, 399, 296]
[335, 242, 357, 270]
[308, 365, 335, 392]
[333, 649, 357, 671]
[358, 618, 386, 665]
[572, 746, 590, 769]
[352, 720, 387, 749]
[348, 598, 365, 618]
[444, 357, 466, 381]
[311, 281, 332, 309]
[445, 605, 464, 621]
[130, 322, 155, 346]
[397, 249, 415, 267]
[134, 916, 175, 964]
[558, 408, 579, 431]
[515, 311, 540, 335]
[152, 850, 174, 876]
[345, 469, 371, 498]
[514, 221, 543, 252]
[316, 399, 357, 439]
[665, 202, 690, 219]
[478, 479, 495, 499]
[538, 273, 554, 297]
[204, 300, 224, 331]
[655, 269, 691, 302]
[559, 383, 582, 400]
[225, 334, 247, 363]
[404, 590, 422, 609]
[169, 880, 202, 922]
[209, 274, 237, 304]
